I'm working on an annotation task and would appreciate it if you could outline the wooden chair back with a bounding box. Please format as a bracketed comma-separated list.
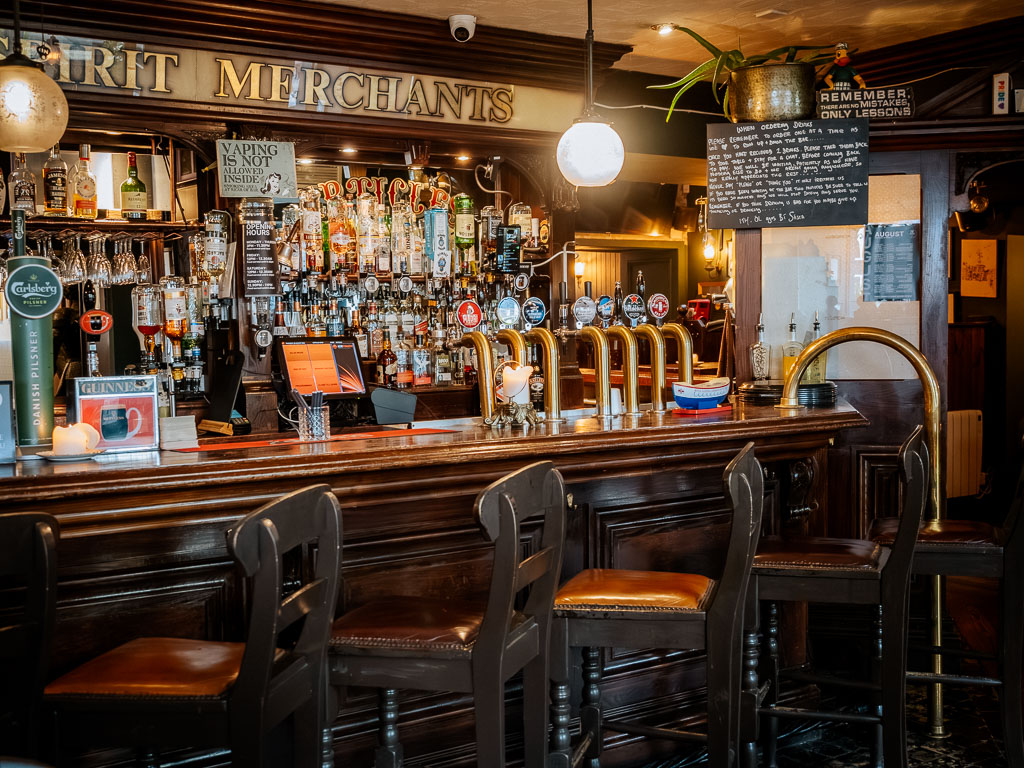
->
[473, 461, 567, 664]
[1001, 446, 1024, 558]
[886, 426, 929, 578]
[226, 484, 342, 730]
[0, 512, 59, 758]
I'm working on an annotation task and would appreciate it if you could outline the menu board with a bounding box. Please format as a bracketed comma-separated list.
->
[280, 341, 366, 396]
[863, 222, 919, 302]
[241, 207, 278, 296]
[706, 118, 869, 229]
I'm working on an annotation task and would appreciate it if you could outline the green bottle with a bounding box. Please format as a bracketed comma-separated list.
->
[120, 151, 148, 220]
[453, 193, 475, 247]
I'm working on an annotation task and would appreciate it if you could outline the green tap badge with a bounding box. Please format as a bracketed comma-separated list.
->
[4, 209, 63, 447]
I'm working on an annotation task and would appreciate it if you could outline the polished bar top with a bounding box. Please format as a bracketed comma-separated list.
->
[0, 401, 865, 503]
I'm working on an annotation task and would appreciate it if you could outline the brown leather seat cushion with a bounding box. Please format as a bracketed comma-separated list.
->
[869, 517, 1000, 546]
[44, 637, 245, 698]
[755, 536, 883, 571]
[553, 569, 714, 613]
[330, 596, 490, 655]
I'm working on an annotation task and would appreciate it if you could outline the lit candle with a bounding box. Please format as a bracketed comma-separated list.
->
[502, 365, 534, 405]
[52, 425, 90, 455]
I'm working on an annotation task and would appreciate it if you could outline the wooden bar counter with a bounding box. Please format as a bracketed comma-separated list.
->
[2, 402, 866, 767]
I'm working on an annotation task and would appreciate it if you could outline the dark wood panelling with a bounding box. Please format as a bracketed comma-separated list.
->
[733, 229, 762, 384]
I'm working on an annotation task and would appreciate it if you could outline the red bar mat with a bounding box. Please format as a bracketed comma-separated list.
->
[176, 428, 455, 452]
[671, 404, 733, 417]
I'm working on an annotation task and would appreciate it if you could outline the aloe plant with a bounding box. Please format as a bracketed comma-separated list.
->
[649, 27, 834, 120]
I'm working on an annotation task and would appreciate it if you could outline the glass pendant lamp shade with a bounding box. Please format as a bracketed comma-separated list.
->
[556, 119, 624, 187]
[0, 55, 69, 152]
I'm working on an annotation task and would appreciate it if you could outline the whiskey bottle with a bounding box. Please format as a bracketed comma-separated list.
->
[781, 313, 804, 380]
[42, 144, 68, 216]
[70, 144, 98, 219]
[749, 313, 771, 381]
[375, 329, 398, 387]
[120, 152, 148, 220]
[529, 344, 545, 409]
[9, 152, 37, 213]
[803, 312, 828, 384]
[453, 193, 475, 247]
[394, 327, 413, 389]
[412, 333, 432, 387]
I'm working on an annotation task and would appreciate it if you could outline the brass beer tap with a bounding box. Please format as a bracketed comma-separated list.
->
[661, 322, 694, 384]
[525, 326, 563, 422]
[495, 328, 527, 365]
[605, 325, 641, 415]
[633, 323, 667, 412]
[578, 326, 612, 418]
[460, 331, 495, 421]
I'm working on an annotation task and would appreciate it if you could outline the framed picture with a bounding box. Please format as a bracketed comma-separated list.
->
[961, 239, 998, 298]
[176, 149, 197, 183]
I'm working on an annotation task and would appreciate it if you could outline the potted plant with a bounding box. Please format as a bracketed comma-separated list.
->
[649, 28, 834, 123]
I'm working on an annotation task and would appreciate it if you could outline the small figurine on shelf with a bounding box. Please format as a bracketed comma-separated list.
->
[823, 42, 866, 90]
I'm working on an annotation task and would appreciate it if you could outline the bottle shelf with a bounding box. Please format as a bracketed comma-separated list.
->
[1, 216, 195, 232]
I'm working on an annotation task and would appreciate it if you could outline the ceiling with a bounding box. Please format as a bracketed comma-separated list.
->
[316, 0, 1024, 75]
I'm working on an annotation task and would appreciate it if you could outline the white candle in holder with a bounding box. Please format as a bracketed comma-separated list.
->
[502, 365, 534, 405]
[52, 425, 89, 455]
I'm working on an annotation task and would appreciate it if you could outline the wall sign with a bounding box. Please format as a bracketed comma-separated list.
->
[961, 239, 998, 298]
[863, 222, 919, 302]
[817, 87, 915, 119]
[706, 119, 869, 229]
[0, 30, 583, 133]
[217, 140, 297, 199]
[68, 376, 160, 453]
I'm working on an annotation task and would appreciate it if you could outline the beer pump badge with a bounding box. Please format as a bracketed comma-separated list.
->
[80, 310, 114, 335]
[457, 299, 482, 330]
[597, 295, 614, 321]
[647, 293, 670, 322]
[622, 294, 645, 326]
[495, 296, 521, 327]
[5, 263, 63, 319]
[572, 296, 597, 329]
[522, 297, 546, 329]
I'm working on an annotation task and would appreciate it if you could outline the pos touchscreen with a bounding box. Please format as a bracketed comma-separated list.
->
[279, 340, 366, 396]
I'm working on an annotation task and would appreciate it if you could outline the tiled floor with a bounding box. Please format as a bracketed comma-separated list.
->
[770, 684, 1008, 767]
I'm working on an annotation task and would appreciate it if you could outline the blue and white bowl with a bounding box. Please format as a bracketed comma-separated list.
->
[672, 377, 731, 410]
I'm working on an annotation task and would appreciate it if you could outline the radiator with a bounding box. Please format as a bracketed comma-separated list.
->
[946, 409, 983, 498]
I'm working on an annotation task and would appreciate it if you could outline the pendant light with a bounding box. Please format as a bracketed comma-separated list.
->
[0, 0, 69, 152]
[555, 0, 624, 187]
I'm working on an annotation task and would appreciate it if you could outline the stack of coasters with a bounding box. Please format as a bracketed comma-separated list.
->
[159, 416, 199, 450]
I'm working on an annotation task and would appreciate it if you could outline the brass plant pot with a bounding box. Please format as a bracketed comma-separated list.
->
[727, 62, 817, 123]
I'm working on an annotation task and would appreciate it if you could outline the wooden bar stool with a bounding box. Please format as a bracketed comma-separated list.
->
[44, 485, 342, 768]
[0, 512, 58, 761]
[328, 460, 566, 768]
[547, 442, 764, 768]
[742, 426, 928, 768]
[868, 461, 1024, 766]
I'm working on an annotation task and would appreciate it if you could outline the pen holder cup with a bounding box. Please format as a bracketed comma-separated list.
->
[297, 405, 331, 441]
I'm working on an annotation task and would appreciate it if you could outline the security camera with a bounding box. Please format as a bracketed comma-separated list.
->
[449, 15, 477, 42]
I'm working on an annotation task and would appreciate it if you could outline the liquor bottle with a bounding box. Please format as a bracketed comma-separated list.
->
[394, 327, 413, 389]
[409, 216, 425, 275]
[356, 190, 376, 274]
[42, 144, 68, 216]
[508, 202, 532, 245]
[160, 275, 188, 361]
[301, 188, 324, 273]
[70, 144, 98, 219]
[803, 311, 828, 384]
[613, 280, 624, 325]
[351, 309, 369, 359]
[9, 153, 37, 213]
[781, 313, 804, 380]
[453, 193, 475, 247]
[529, 344, 545, 409]
[375, 202, 391, 274]
[382, 288, 399, 340]
[366, 300, 384, 358]
[121, 151, 148, 220]
[635, 270, 648, 324]
[749, 313, 771, 381]
[391, 200, 414, 272]
[375, 329, 397, 387]
[412, 333, 432, 387]
[327, 196, 356, 273]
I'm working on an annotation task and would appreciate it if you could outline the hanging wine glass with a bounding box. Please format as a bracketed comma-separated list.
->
[112, 235, 137, 285]
[86, 234, 111, 287]
[136, 235, 152, 284]
[63, 233, 86, 285]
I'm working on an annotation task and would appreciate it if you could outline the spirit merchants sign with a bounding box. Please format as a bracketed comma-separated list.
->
[216, 140, 297, 200]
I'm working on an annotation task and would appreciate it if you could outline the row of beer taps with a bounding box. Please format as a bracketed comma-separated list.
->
[456, 305, 694, 423]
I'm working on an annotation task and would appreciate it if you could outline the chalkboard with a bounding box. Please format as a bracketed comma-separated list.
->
[706, 118, 869, 229]
[863, 222, 919, 302]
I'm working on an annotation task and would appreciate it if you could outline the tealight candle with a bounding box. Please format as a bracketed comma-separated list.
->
[52, 425, 89, 455]
[502, 364, 533, 405]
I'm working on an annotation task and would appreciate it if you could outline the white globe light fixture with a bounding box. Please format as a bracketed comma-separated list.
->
[556, 0, 624, 188]
[0, 0, 69, 152]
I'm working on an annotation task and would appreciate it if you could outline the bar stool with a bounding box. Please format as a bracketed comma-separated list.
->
[547, 442, 764, 768]
[0, 512, 58, 760]
[45, 484, 342, 768]
[328, 460, 566, 768]
[742, 426, 928, 768]
[868, 461, 1024, 766]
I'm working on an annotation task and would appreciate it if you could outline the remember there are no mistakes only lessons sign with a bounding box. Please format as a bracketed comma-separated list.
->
[216, 140, 297, 200]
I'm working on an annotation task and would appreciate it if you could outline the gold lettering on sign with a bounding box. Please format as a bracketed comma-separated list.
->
[460, 85, 490, 122]
[266, 64, 293, 102]
[122, 49, 141, 91]
[302, 68, 333, 107]
[215, 58, 263, 100]
[402, 78, 437, 116]
[143, 51, 178, 93]
[333, 72, 364, 109]
[365, 75, 399, 112]
[84, 46, 117, 88]
[489, 87, 513, 123]
[435, 81, 462, 118]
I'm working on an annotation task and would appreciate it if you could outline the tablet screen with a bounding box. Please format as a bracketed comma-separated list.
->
[280, 341, 366, 396]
